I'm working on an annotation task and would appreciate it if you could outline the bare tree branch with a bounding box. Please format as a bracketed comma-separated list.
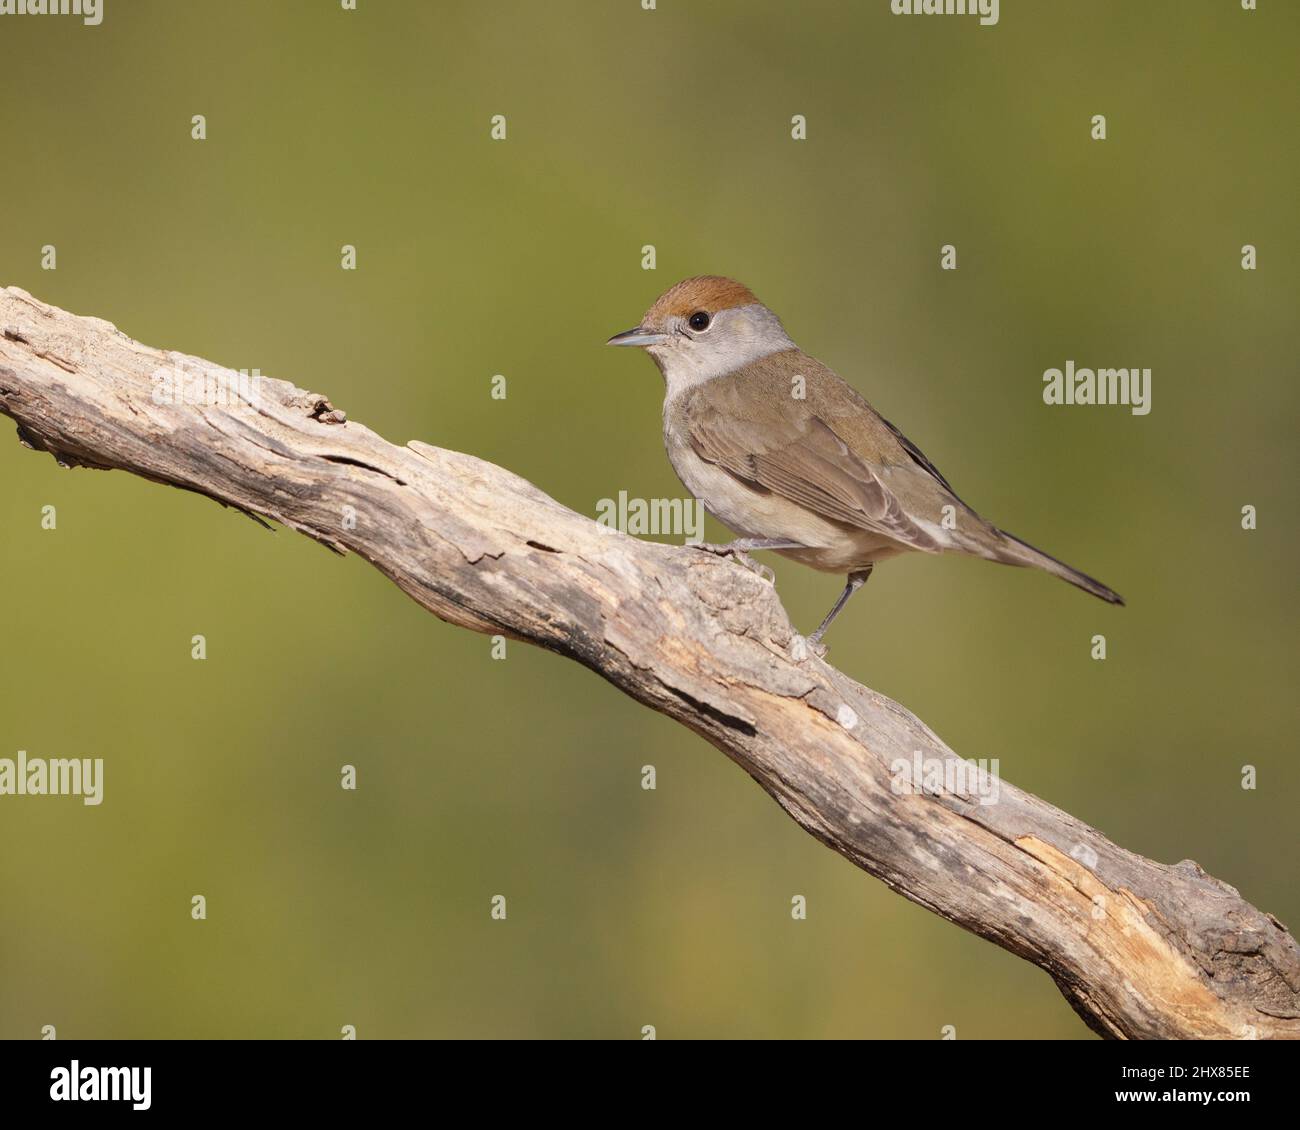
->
[2, 286, 1295, 1040]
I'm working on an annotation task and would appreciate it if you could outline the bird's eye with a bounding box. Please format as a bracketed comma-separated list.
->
[688, 311, 711, 331]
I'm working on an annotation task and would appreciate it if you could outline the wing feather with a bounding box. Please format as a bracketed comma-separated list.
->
[683, 376, 946, 552]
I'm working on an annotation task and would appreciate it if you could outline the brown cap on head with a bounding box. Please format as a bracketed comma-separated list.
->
[645, 276, 762, 323]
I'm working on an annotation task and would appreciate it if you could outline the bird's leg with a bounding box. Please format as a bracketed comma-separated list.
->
[806, 566, 874, 652]
[689, 538, 803, 585]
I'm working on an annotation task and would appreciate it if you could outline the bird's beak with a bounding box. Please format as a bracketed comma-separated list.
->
[606, 327, 669, 347]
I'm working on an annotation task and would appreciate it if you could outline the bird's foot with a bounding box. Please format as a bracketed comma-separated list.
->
[691, 540, 745, 558]
[690, 542, 776, 585]
[790, 633, 828, 662]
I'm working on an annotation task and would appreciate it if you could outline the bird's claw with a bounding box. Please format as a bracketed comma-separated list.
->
[692, 540, 740, 558]
[790, 634, 828, 661]
[691, 543, 775, 585]
[737, 554, 777, 585]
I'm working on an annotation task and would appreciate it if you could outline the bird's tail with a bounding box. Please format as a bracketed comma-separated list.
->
[991, 528, 1125, 606]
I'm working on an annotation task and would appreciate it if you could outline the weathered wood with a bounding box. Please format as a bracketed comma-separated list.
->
[1, 285, 1295, 1039]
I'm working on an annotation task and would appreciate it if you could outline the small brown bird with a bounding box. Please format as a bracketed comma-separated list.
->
[608, 275, 1123, 647]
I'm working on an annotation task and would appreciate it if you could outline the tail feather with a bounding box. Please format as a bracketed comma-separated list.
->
[993, 529, 1125, 606]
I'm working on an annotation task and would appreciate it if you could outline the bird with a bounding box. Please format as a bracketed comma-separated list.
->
[607, 275, 1123, 649]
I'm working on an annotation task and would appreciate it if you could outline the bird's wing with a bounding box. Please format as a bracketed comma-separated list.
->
[680, 353, 975, 553]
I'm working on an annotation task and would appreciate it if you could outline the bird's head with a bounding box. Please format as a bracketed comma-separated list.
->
[607, 275, 794, 388]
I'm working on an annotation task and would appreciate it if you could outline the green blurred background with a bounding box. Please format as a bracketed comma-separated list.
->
[1, 1, 1296, 1039]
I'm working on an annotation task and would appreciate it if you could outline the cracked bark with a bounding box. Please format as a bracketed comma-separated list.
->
[1, 286, 1295, 1040]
